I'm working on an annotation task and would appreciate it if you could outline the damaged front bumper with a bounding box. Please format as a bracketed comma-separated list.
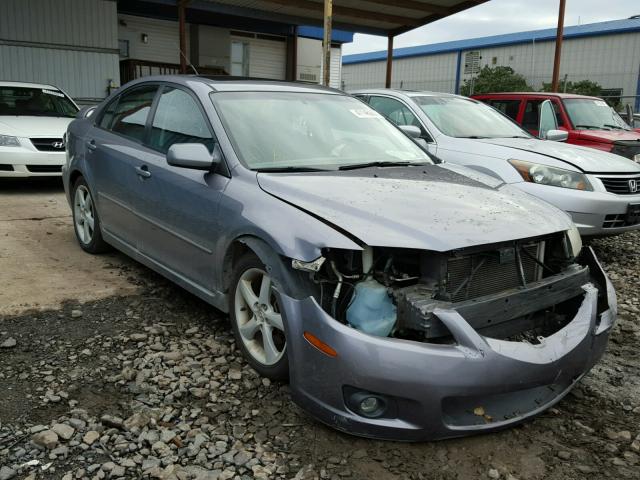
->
[278, 247, 616, 441]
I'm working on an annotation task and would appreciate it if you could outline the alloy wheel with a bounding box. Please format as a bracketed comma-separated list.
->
[74, 185, 95, 245]
[234, 268, 286, 366]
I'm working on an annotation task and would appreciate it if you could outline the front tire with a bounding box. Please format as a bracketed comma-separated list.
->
[230, 254, 289, 380]
[72, 177, 110, 254]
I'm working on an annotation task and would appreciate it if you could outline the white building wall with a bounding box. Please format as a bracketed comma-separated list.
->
[342, 52, 458, 92]
[459, 32, 640, 99]
[118, 14, 190, 65]
[343, 32, 640, 104]
[297, 37, 343, 89]
[0, 0, 119, 101]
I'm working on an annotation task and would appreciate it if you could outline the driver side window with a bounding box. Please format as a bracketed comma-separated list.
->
[369, 96, 419, 127]
[148, 87, 215, 154]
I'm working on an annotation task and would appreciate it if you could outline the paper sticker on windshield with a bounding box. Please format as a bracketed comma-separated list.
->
[42, 89, 64, 97]
[594, 100, 608, 107]
[350, 108, 383, 119]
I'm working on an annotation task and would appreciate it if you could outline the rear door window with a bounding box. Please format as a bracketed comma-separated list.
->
[148, 87, 215, 154]
[368, 96, 421, 128]
[107, 85, 158, 142]
[487, 99, 521, 121]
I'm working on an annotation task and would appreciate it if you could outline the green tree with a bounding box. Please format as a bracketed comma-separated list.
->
[541, 79, 602, 96]
[460, 66, 533, 96]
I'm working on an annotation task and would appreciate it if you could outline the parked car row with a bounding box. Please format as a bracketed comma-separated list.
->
[353, 89, 640, 237]
[55, 76, 617, 441]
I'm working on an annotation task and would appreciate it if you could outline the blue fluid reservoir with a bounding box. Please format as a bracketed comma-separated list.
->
[346, 279, 397, 337]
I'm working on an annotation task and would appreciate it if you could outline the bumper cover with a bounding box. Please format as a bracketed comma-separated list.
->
[280, 247, 616, 441]
[0, 148, 65, 177]
[513, 181, 640, 236]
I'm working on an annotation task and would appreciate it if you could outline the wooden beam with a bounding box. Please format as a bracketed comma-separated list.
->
[551, 0, 566, 92]
[323, 0, 332, 86]
[359, 0, 453, 15]
[385, 35, 393, 88]
[262, 0, 421, 27]
[178, 0, 188, 74]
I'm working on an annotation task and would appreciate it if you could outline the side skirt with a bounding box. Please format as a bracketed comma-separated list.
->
[102, 230, 229, 314]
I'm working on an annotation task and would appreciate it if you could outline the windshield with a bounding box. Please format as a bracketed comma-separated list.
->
[210, 92, 432, 170]
[0, 86, 78, 117]
[413, 96, 530, 138]
[564, 98, 630, 131]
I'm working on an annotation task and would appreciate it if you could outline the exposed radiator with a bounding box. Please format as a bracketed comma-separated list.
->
[445, 244, 540, 302]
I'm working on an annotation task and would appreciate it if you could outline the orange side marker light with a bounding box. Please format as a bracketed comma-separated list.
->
[303, 331, 338, 358]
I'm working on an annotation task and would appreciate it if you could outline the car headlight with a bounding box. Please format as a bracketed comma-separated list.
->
[567, 224, 582, 258]
[634, 153, 640, 163]
[509, 159, 592, 191]
[0, 135, 20, 147]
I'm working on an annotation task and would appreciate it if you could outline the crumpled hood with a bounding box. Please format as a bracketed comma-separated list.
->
[257, 164, 573, 252]
[474, 137, 640, 173]
[575, 129, 640, 143]
[0, 116, 73, 137]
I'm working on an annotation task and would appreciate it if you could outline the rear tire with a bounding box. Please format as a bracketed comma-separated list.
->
[72, 176, 110, 254]
[230, 253, 289, 381]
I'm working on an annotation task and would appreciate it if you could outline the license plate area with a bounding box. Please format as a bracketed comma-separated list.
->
[626, 203, 640, 224]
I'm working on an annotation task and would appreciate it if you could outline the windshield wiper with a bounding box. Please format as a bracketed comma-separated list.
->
[338, 161, 431, 170]
[575, 124, 610, 130]
[255, 166, 335, 173]
[603, 123, 628, 130]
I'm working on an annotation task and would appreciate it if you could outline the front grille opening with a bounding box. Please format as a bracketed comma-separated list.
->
[603, 213, 640, 228]
[30, 138, 65, 152]
[0, 164, 14, 171]
[26, 165, 62, 173]
[599, 176, 640, 195]
[485, 293, 583, 343]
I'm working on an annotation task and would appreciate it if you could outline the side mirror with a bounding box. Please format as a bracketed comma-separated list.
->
[538, 99, 558, 140]
[399, 125, 422, 139]
[545, 129, 569, 142]
[167, 143, 221, 171]
[77, 106, 96, 119]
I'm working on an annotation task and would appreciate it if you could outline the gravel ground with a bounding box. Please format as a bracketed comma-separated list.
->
[1, 233, 639, 480]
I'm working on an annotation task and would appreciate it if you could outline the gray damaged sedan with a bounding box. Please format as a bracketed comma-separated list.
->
[63, 77, 616, 441]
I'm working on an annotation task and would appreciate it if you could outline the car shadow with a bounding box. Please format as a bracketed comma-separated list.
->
[0, 177, 65, 194]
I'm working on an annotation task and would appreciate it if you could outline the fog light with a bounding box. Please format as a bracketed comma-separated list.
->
[344, 388, 390, 419]
[360, 396, 380, 414]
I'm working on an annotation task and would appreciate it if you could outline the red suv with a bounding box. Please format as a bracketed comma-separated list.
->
[472, 92, 640, 161]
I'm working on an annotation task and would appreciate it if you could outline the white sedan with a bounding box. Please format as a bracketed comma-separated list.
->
[0, 81, 78, 177]
[353, 89, 640, 237]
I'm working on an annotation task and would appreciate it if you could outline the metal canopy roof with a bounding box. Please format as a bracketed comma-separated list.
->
[343, 17, 640, 64]
[187, 0, 489, 36]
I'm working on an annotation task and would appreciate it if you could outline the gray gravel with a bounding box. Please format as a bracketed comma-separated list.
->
[1, 232, 639, 479]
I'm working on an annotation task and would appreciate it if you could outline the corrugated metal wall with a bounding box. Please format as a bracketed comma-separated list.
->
[342, 32, 640, 104]
[0, 0, 119, 102]
[459, 32, 640, 100]
[119, 14, 190, 65]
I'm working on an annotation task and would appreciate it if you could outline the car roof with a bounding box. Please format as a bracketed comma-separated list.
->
[472, 92, 600, 100]
[349, 88, 464, 99]
[123, 75, 344, 95]
[0, 80, 62, 90]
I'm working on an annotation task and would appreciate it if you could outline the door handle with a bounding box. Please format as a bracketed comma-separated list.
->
[135, 165, 152, 179]
[86, 140, 97, 151]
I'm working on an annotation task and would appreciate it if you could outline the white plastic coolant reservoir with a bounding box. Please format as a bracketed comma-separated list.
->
[346, 279, 397, 337]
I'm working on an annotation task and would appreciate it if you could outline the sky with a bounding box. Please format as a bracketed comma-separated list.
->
[342, 0, 640, 55]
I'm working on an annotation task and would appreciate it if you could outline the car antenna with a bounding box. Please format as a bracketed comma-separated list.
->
[179, 50, 199, 75]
